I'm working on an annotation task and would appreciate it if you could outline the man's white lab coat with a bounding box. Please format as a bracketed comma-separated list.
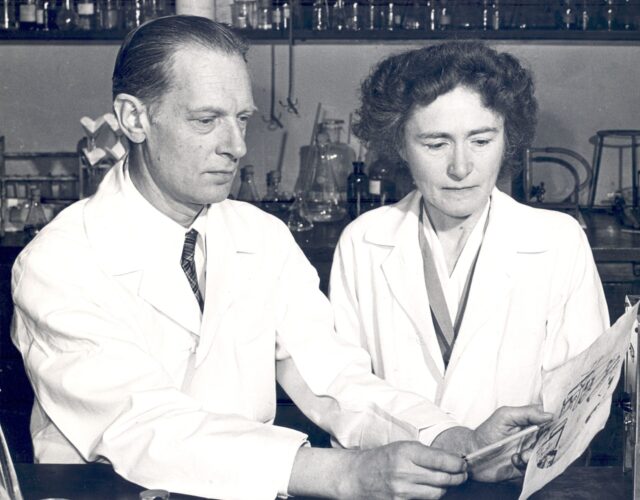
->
[11, 162, 455, 500]
[330, 189, 610, 433]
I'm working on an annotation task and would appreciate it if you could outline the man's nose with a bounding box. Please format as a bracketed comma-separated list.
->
[216, 119, 247, 160]
[447, 144, 473, 180]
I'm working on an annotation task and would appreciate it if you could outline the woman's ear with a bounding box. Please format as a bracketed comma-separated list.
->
[113, 94, 149, 144]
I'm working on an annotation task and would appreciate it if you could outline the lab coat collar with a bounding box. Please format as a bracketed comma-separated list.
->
[364, 188, 550, 382]
[83, 159, 258, 338]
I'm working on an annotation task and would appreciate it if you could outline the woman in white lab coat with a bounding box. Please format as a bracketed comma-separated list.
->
[330, 42, 609, 453]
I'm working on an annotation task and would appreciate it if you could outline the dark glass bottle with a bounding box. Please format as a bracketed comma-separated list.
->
[347, 161, 369, 220]
[368, 156, 396, 208]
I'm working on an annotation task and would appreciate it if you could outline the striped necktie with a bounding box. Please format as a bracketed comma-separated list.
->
[180, 229, 204, 312]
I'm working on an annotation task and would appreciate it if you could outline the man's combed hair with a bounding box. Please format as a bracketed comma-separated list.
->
[353, 41, 538, 175]
[112, 15, 249, 105]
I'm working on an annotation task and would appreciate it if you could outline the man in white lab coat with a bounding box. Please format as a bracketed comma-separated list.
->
[11, 16, 549, 500]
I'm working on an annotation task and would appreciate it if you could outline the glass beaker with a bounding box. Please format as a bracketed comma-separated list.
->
[301, 131, 346, 222]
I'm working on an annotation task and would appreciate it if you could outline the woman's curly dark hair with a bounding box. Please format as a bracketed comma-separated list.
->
[353, 41, 538, 176]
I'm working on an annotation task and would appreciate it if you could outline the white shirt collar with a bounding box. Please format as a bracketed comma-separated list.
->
[422, 198, 491, 322]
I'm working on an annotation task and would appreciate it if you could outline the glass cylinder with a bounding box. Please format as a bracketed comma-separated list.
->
[345, 0, 358, 29]
[332, 0, 346, 30]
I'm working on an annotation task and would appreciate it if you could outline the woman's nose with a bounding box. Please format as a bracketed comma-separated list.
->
[447, 145, 472, 180]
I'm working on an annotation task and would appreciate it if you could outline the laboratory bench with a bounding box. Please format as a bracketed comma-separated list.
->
[11, 463, 633, 499]
[1, 208, 639, 467]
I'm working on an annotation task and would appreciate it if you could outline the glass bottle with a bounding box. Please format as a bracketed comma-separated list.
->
[346, 0, 359, 29]
[365, 0, 375, 29]
[425, 0, 436, 30]
[332, 0, 346, 30]
[347, 161, 369, 220]
[237, 165, 261, 203]
[76, 0, 96, 30]
[19, 0, 37, 30]
[368, 156, 396, 208]
[302, 130, 346, 222]
[35, 0, 45, 29]
[24, 186, 49, 242]
[262, 170, 293, 215]
[561, 0, 576, 29]
[437, 0, 451, 30]
[100, 0, 120, 30]
[579, 0, 589, 30]
[1, 0, 15, 30]
[403, 0, 421, 29]
[312, 0, 328, 29]
[491, 0, 499, 30]
[56, 0, 78, 30]
[256, 0, 271, 29]
[124, 0, 144, 29]
[272, 0, 283, 28]
[481, 0, 489, 29]
[604, 0, 615, 31]
[385, 0, 394, 30]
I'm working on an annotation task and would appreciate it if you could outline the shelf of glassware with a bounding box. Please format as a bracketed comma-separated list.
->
[2, 27, 640, 43]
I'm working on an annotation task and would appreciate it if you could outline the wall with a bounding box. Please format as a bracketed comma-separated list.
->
[1, 40, 639, 202]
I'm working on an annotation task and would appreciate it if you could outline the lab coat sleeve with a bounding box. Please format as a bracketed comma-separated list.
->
[543, 218, 610, 369]
[274, 223, 456, 449]
[11, 240, 306, 500]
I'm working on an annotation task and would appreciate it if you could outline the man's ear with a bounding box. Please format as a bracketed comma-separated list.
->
[113, 93, 150, 144]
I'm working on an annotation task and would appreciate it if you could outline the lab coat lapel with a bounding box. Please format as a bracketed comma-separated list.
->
[137, 258, 202, 336]
[84, 160, 201, 336]
[195, 202, 259, 366]
[375, 192, 446, 380]
[445, 190, 519, 376]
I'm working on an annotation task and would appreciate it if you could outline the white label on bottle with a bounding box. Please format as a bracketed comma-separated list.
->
[176, 0, 215, 19]
[19, 4, 37, 22]
[369, 179, 381, 195]
[36, 9, 44, 24]
[77, 3, 95, 15]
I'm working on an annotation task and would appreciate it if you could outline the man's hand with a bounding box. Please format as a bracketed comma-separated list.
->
[432, 405, 553, 483]
[289, 442, 467, 499]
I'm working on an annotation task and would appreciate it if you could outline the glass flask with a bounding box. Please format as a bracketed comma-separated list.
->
[56, 0, 78, 30]
[287, 192, 314, 232]
[301, 130, 346, 222]
[24, 186, 49, 242]
[236, 164, 261, 203]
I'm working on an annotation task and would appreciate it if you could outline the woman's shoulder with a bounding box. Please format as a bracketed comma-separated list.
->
[339, 191, 420, 244]
[494, 191, 586, 244]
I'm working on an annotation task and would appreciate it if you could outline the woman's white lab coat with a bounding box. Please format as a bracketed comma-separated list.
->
[330, 188, 609, 438]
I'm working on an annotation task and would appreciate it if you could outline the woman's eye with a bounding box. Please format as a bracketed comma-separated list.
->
[426, 142, 447, 151]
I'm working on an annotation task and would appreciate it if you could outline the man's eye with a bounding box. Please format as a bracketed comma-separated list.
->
[472, 138, 492, 147]
[197, 118, 215, 125]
